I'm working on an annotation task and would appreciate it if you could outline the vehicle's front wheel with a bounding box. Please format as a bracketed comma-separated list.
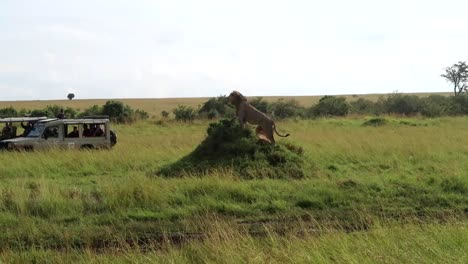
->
[110, 130, 117, 146]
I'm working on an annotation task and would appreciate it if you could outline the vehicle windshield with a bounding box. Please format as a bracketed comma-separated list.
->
[27, 123, 45, 137]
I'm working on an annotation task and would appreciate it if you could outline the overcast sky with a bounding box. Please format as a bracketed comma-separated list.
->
[1, 0, 467, 100]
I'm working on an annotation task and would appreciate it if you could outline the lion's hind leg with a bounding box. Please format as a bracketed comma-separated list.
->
[255, 125, 272, 144]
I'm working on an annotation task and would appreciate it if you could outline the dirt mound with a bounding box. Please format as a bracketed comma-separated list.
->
[157, 119, 306, 179]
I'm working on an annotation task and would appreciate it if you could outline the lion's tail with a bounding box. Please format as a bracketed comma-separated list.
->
[273, 123, 290, 138]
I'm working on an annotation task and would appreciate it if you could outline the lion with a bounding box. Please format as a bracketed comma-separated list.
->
[228, 90, 290, 144]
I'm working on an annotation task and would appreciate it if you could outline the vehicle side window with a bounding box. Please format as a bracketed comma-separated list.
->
[65, 124, 79, 138]
[43, 126, 59, 139]
[84, 123, 105, 137]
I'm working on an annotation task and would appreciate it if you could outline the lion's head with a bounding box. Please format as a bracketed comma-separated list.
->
[228, 90, 248, 107]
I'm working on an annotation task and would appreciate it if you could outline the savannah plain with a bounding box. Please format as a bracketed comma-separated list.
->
[0, 94, 467, 263]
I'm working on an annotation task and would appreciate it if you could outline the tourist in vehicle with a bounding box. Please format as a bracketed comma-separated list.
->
[67, 126, 79, 138]
[83, 124, 92, 137]
[21, 122, 33, 137]
[1, 122, 13, 140]
[57, 109, 66, 119]
[89, 124, 104, 137]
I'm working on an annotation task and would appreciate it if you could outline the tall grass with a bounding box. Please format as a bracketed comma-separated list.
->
[0, 221, 466, 263]
[0, 116, 467, 259]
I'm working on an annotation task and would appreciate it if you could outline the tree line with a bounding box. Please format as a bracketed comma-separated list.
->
[169, 93, 468, 122]
[0, 101, 149, 123]
[1, 93, 467, 124]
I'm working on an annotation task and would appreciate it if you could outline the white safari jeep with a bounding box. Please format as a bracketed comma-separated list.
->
[0, 117, 117, 150]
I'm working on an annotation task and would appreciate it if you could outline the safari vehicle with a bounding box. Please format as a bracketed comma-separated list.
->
[0, 117, 117, 151]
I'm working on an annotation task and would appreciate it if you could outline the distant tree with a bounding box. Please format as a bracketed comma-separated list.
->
[441, 61, 468, 96]
[67, 93, 75, 100]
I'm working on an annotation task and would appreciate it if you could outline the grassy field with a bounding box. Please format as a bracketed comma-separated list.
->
[0, 97, 467, 262]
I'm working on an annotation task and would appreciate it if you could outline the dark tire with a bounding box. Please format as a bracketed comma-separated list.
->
[110, 130, 117, 146]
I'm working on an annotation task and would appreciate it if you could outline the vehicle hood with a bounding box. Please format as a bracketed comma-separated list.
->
[2, 137, 40, 144]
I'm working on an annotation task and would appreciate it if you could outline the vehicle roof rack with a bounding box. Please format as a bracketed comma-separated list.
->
[0, 116, 48, 123]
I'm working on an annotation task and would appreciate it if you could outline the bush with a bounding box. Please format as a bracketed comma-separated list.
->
[309, 96, 350, 117]
[268, 99, 304, 119]
[420, 95, 451, 117]
[29, 109, 49, 117]
[173, 105, 196, 122]
[79, 105, 103, 118]
[44, 105, 63, 117]
[157, 119, 306, 179]
[0, 107, 18, 118]
[207, 109, 219, 120]
[381, 94, 422, 115]
[448, 94, 468, 115]
[161, 110, 170, 119]
[198, 96, 233, 118]
[102, 100, 135, 123]
[350, 98, 377, 115]
[134, 109, 149, 120]
[249, 97, 269, 113]
[64, 107, 78, 118]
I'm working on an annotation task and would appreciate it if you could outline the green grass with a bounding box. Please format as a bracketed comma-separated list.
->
[0, 222, 467, 263]
[0, 116, 467, 261]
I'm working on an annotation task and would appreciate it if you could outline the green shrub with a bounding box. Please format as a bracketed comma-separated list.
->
[0, 107, 18, 118]
[448, 94, 468, 115]
[161, 110, 170, 119]
[269, 99, 305, 119]
[29, 109, 49, 117]
[102, 100, 134, 123]
[173, 105, 196, 122]
[350, 98, 377, 115]
[64, 107, 78, 118]
[45, 105, 63, 117]
[381, 94, 422, 115]
[199, 96, 233, 118]
[134, 109, 149, 120]
[157, 119, 306, 179]
[309, 96, 350, 117]
[79, 105, 103, 118]
[249, 97, 269, 113]
[207, 109, 219, 119]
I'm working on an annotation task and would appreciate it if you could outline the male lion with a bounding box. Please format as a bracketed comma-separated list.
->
[228, 91, 290, 144]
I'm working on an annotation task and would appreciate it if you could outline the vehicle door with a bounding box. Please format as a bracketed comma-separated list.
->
[38, 125, 63, 150]
[63, 123, 80, 149]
